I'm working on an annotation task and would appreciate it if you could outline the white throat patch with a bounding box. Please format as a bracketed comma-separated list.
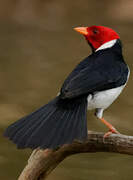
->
[95, 39, 117, 52]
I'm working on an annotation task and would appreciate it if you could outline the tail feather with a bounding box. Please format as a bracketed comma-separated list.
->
[81, 105, 88, 138]
[12, 106, 55, 146]
[4, 96, 88, 149]
[68, 105, 83, 142]
[25, 108, 59, 149]
[10, 105, 54, 142]
[41, 109, 67, 148]
[60, 106, 80, 144]
[6, 104, 52, 139]
[50, 108, 74, 148]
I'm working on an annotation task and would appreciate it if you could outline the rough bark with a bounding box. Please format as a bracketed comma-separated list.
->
[18, 131, 133, 180]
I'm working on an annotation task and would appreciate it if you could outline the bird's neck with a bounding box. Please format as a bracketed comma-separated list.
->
[93, 39, 123, 56]
[95, 39, 117, 52]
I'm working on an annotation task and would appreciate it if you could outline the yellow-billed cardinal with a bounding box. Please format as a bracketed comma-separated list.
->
[4, 26, 130, 149]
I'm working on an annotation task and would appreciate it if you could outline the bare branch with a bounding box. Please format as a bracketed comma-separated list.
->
[18, 131, 133, 180]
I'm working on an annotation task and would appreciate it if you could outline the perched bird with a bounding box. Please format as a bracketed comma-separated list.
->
[4, 25, 130, 149]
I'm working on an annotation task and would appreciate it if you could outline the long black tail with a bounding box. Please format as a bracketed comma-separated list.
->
[4, 96, 88, 149]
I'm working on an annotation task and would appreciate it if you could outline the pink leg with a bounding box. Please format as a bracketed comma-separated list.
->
[100, 117, 120, 138]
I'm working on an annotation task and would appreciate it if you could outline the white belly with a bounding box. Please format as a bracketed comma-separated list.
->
[87, 85, 125, 110]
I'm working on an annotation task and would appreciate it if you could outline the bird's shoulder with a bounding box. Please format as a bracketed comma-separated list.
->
[60, 48, 129, 99]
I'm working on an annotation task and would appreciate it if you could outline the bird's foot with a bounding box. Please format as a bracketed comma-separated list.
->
[104, 127, 120, 138]
[100, 117, 120, 138]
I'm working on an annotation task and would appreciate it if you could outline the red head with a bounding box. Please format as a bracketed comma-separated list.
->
[74, 25, 120, 50]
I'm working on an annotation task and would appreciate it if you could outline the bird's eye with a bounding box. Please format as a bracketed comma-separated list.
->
[93, 29, 99, 34]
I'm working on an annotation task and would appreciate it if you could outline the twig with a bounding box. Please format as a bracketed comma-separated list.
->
[18, 131, 133, 180]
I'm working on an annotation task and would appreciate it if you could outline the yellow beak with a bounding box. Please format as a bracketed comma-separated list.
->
[73, 27, 88, 35]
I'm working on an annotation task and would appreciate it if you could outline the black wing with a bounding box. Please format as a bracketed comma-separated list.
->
[60, 50, 128, 99]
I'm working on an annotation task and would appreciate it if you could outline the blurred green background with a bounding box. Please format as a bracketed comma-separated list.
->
[0, 0, 133, 179]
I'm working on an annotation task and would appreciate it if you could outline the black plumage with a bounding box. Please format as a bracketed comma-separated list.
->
[4, 39, 129, 149]
[61, 40, 129, 99]
[4, 96, 87, 149]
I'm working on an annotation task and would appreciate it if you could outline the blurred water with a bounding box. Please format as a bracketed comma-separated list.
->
[0, 0, 133, 179]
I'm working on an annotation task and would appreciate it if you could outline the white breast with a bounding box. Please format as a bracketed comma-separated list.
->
[87, 85, 125, 110]
[87, 67, 130, 111]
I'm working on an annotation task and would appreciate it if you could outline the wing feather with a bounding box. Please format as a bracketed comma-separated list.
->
[60, 51, 128, 99]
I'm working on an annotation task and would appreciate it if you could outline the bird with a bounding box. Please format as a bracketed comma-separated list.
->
[4, 25, 130, 149]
